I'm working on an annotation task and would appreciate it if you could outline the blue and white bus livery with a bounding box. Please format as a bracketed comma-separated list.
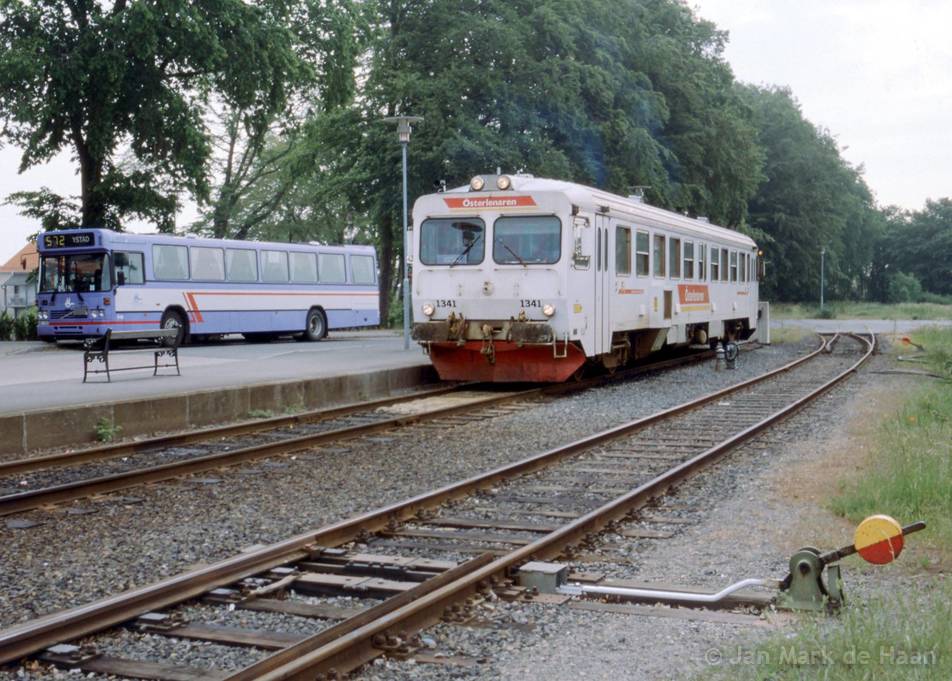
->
[36, 229, 380, 343]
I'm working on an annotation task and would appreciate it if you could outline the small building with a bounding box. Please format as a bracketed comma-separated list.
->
[0, 242, 39, 318]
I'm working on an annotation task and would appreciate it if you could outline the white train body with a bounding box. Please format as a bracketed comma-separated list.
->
[411, 175, 760, 382]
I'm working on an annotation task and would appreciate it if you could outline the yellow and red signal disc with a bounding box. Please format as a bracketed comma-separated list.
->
[854, 514, 904, 564]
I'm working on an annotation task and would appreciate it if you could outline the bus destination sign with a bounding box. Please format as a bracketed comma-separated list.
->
[42, 231, 96, 250]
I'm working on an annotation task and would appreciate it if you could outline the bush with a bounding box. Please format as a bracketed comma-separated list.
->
[885, 271, 924, 303]
[0, 311, 13, 341]
[920, 290, 952, 305]
[13, 308, 38, 341]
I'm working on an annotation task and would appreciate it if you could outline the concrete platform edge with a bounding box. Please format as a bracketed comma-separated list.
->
[2, 364, 440, 455]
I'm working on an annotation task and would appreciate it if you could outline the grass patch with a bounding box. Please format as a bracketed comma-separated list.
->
[829, 328, 952, 556]
[95, 417, 122, 443]
[772, 302, 952, 321]
[768, 325, 811, 345]
[705, 582, 952, 680]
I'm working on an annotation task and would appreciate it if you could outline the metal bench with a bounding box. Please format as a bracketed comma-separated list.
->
[82, 328, 181, 383]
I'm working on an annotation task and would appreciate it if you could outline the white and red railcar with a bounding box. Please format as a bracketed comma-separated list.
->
[411, 174, 761, 382]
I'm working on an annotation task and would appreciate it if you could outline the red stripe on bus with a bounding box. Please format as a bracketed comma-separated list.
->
[48, 321, 162, 327]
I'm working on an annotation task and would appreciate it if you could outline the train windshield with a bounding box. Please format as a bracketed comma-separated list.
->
[420, 218, 486, 266]
[40, 253, 112, 293]
[493, 216, 561, 265]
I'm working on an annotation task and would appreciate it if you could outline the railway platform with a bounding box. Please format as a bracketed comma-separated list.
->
[0, 330, 433, 455]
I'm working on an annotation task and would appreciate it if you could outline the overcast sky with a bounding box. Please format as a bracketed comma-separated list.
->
[3, 0, 951, 264]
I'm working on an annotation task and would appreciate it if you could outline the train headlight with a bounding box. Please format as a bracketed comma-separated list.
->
[496, 175, 512, 190]
[422, 303, 436, 317]
[470, 176, 485, 191]
[37, 310, 49, 321]
[542, 304, 556, 318]
[90, 309, 104, 319]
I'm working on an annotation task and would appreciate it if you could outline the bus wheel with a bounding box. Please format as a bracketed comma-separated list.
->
[160, 309, 188, 346]
[304, 308, 327, 342]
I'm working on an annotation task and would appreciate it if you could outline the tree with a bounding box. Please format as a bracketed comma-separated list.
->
[740, 85, 881, 301]
[0, 0, 308, 230]
[878, 198, 952, 297]
[194, 0, 364, 239]
[184, 0, 769, 323]
[624, 0, 764, 225]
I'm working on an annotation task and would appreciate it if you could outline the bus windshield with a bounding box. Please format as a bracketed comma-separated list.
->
[40, 253, 112, 293]
[493, 216, 561, 265]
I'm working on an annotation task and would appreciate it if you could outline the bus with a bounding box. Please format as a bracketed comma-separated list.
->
[36, 229, 380, 344]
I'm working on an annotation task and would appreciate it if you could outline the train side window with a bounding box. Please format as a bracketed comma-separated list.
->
[615, 226, 631, 275]
[653, 234, 665, 277]
[572, 217, 591, 270]
[683, 241, 694, 280]
[635, 230, 649, 276]
[740, 253, 747, 283]
[669, 238, 681, 278]
[710, 246, 719, 281]
[698, 243, 706, 281]
[730, 251, 738, 282]
[721, 248, 729, 282]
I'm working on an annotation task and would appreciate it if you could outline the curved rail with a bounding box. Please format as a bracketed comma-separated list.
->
[0, 336, 849, 667]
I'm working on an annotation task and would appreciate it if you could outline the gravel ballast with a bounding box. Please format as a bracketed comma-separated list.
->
[1, 340, 830, 678]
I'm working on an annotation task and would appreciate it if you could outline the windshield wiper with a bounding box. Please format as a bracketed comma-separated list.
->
[496, 239, 527, 267]
[450, 235, 482, 266]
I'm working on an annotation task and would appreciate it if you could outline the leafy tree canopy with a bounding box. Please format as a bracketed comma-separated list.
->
[0, 0, 311, 230]
[740, 84, 882, 302]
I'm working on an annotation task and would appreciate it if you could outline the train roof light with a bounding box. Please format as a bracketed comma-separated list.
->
[496, 175, 512, 190]
[470, 176, 485, 191]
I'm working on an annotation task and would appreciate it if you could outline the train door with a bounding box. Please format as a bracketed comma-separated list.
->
[594, 214, 611, 355]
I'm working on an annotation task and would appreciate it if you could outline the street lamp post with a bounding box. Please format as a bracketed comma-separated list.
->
[382, 115, 424, 350]
[820, 247, 826, 313]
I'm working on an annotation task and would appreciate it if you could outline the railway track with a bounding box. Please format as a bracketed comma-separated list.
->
[0, 348, 718, 518]
[0, 333, 873, 678]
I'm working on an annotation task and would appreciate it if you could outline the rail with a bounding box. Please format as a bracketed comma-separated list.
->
[0, 348, 719, 516]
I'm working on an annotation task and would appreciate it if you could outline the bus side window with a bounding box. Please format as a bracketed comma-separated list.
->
[350, 255, 376, 285]
[319, 253, 346, 284]
[115, 251, 145, 285]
